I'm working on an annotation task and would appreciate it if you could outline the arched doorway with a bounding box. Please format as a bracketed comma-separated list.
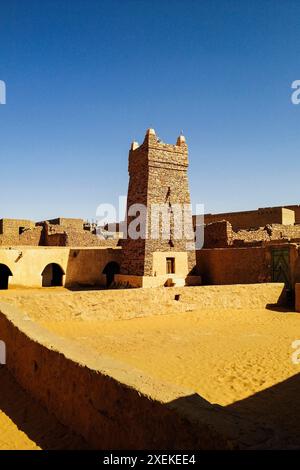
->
[102, 262, 120, 287]
[0, 264, 12, 290]
[41, 263, 65, 287]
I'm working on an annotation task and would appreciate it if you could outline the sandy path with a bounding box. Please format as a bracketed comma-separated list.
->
[35, 308, 299, 404]
[40, 307, 300, 447]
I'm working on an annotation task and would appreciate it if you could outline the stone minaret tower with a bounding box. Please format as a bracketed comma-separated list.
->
[117, 129, 199, 287]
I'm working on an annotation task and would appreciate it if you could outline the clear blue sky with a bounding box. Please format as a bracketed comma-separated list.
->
[1, 0, 300, 221]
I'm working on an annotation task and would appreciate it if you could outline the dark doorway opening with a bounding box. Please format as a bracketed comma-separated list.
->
[102, 262, 120, 287]
[271, 247, 293, 307]
[0, 264, 12, 289]
[166, 257, 175, 274]
[271, 248, 290, 287]
[42, 263, 64, 287]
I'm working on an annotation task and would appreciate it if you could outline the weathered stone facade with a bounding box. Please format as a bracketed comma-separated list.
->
[203, 220, 300, 248]
[197, 243, 300, 288]
[284, 205, 300, 224]
[0, 219, 43, 246]
[42, 221, 118, 247]
[201, 206, 295, 230]
[0, 217, 117, 248]
[120, 129, 196, 280]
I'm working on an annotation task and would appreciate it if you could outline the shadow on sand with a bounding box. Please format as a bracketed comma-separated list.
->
[0, 367, 89, 450]
[1, 362, 300, 449]
[226, 372, 300, 448]
[65, 284, 106, 292]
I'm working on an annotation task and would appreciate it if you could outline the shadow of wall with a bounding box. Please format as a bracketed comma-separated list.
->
[226, 372, 300, 449]
[64, 248, 121, 288]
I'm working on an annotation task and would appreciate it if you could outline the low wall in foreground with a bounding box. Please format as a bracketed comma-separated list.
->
[0, 287, 279, 449]
[82, 283, 285, 320]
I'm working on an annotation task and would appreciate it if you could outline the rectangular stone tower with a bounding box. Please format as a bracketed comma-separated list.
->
[117, 128, 200, 287]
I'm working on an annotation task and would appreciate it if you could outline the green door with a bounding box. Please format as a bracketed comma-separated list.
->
[271, 248, 290, 288]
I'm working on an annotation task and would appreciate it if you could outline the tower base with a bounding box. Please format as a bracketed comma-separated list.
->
[114, 274, 201, 288]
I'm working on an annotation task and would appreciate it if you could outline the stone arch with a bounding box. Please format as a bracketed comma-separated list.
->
[41, 263, 65, 287]
[102, 261, 120, 287]
[0, 264, 13, 290]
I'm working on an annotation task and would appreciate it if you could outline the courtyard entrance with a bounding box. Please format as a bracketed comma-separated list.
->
[271, 248, 291, 288]
[0, 264, 12, 289]
[102, 262, 120, 287]
[42, 263, 64, 287]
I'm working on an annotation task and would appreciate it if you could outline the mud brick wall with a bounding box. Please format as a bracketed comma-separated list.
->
[203, 221, 233, 248]
[203, 221, 300, 248]
[197, 244, 300, 287]
[46, 218, 84, 229]
[0, 223, 42, 246]
[41, 223, 117, 247]
[197, 247, 272, 285]
[45, 233, 68, 246]
[203, 207, 295, 230]
[43, 223, 67, 246]
[121, 130, 196, 276]
[65, 229, 118, 247]
[18, 226, 43, 245]
[269, 224, 300, 240]
[282, 205, 300, 224]
[232, 226, 270, 246]
[0, 218, 118, 247]
[0, 218, 35, 235]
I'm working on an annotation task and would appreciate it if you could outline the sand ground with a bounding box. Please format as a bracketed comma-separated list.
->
[0, 287, 300, 448]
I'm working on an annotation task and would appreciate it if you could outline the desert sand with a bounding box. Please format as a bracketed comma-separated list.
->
[0, 287, 300, 448]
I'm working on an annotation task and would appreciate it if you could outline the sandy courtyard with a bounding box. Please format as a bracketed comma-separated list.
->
[0, 287, 300, 448]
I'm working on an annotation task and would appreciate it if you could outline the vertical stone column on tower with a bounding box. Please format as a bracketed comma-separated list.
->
[116, 128, 200, 288]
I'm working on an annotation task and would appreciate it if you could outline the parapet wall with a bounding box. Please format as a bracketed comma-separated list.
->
[45, 218, 84, 229]
[44, 223, 118, 247]
[203, 207, 295, 230]
[203, 220, 300, 249]
[276, 205, 300, 225]
[0, 288, 280, 449]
